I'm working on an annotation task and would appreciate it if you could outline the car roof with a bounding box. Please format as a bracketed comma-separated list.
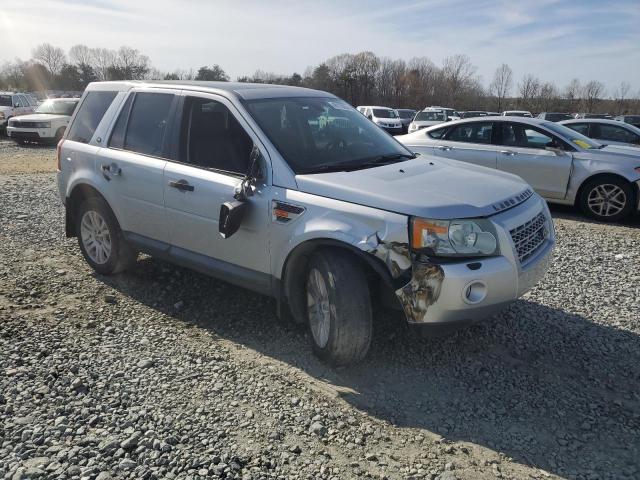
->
[560, 118, 632, 126]
[85, 80, 336, 101]
[423, 116, 549, 130]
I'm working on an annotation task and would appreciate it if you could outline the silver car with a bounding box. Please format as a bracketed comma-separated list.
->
[398, 117, 640, 221]
[57, 81, 554, 365]
[559, 118, 640, 149]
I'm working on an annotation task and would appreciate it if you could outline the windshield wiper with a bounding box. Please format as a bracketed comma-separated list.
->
[301, 153, 416, 174]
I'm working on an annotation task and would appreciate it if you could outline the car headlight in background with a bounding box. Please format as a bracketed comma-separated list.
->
[0, 112, 5, 119]
[411, 217, 499, 257]
[34, 122, 51, 128]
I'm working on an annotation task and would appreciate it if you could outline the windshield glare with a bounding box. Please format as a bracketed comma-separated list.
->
[373, 109, 398, 118]
[36, 100, 78, 116]
[542, 121, 601, 149]
[415, 111, 446, 121]
[245, 97, 413, 174]
[0, 95, 12, 107]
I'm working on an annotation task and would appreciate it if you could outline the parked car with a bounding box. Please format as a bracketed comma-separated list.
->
[407, 108, 447, 133]
[395, 108, 417, 133]
[615, 115, 640, 128]
[357, 105, 403, 134]
[57, 81, 554, 365]
[537, 112, 573, 122]
[398, 117, 640, 221]
[0, 92, 36, 130]
[485, 112, 500, 117]
[559, 119, 640, 148]
[460, 111, 488, 119]
[428, 106, 460, 121]
[574, 113, 613, 119]
[502, 110, 532, 117]
[7, 98, 79, 144]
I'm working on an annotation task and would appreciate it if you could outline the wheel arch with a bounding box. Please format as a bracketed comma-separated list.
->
[574, 172, 638, 208]
[278, 238, 398, 324]
[65, 183, 115, 237]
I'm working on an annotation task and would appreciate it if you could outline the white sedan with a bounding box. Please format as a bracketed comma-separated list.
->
[397, 117, 640, 221]
[7, 98, 79, 144]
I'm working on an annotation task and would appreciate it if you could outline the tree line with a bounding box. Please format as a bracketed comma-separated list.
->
[0, 43, 638, 114]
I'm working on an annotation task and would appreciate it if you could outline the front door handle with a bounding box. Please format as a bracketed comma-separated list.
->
[499, 150, 517, 156]
[435, 145, 452, 151]
[101, 163, 121, 175]
[168, 179, 195, 192]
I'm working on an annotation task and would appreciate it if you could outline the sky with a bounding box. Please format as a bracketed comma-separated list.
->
[1, 0, 639, 94]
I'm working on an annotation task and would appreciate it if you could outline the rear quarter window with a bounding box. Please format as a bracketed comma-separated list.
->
[427, 127, 448, 139]
[67, 91, 118, 144]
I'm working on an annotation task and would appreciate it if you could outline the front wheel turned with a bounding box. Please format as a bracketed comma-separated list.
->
[306, 249, 372, 366]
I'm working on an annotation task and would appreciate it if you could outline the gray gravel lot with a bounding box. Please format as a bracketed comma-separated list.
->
[0, 144, 639, 480]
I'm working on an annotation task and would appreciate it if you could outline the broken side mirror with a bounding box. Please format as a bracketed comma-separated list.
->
[218, 143, 263, 239]
[219, 201, 248, 239]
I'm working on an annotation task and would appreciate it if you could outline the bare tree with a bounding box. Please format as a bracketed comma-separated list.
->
[90, 48, 117, 81]
[489, 63, 513, 112]
[518, 74, 540, 110]
[69, 44, 92, 66]
[612, 81, 631, 114]
[582, 80, 605, 113]
[563, 78, 581, 112]
[537, 81, 559, 112]
[32, 43, 67, 75]
[441, 54, 477, 106]
[112, 46, 150, 80]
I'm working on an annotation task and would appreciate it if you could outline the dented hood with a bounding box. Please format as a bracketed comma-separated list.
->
[296, 156, 531, 219]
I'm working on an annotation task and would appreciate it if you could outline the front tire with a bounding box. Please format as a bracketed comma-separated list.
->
[75, 197, 137, 275]
[579, 176, 634, 222]
[306, 249, 372, 366]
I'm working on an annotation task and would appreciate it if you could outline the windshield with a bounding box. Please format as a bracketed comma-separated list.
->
[396, 109, 416, 119]
[0, 95, 11, 107]
[415, 111, 446, 121]
[545, 113, 573, 122]
[542, 121, 602, 150]
[372, 108, 398, 118]
[35, 100, 78, 116]
[244, 97, 413, 174]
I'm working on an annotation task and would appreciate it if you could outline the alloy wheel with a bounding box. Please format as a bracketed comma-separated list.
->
[307, 268, 331, 348]
[587, 184, 626, 217]
[80, 210, 112, 264]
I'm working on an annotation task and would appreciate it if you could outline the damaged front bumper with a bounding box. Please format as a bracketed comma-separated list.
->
[391, 200, 554, 328]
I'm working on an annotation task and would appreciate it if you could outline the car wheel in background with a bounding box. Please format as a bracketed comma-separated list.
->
[75, 196, 137, 275]
[306, 249, 372, 366]
[579, 175, 635, 222]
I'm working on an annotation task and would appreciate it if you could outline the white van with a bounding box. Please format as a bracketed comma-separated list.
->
[357, 106, 403, 134]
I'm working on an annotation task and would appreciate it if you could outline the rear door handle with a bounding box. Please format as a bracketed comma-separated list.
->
[168, 179, 195, 192]
[500, 150, 516, 156]
[101, 163, 121, 175]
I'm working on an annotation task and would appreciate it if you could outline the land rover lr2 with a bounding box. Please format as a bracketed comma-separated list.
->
[57, 81, 554, 365]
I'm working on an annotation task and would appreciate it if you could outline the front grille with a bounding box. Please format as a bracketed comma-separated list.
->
[11, 121, 39, 128]
[510, 212, 548, 264]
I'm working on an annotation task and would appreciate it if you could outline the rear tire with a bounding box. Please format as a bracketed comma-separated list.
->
[306, 249, 372, 366]
[54, 127, 65, 143]
[75, 196, 137, 275]
[579, 176, 634, 222]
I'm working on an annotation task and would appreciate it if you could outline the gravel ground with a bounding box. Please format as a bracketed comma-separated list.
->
[0, 143, 639, 480]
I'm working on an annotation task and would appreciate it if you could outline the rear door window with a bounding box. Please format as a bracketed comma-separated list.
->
[67, 91, 118, 144]
[120, 92, 175, 157]
[446, 122, 493, 144]
[427, 126, 448, 139]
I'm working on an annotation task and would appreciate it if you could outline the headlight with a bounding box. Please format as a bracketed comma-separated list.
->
[411, 217, 499, 257]
[34, 122, 51, 128]
[0, 112, 5, 119]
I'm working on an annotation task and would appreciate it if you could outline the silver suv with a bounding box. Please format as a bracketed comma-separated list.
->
[57, 81, 555, 365]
